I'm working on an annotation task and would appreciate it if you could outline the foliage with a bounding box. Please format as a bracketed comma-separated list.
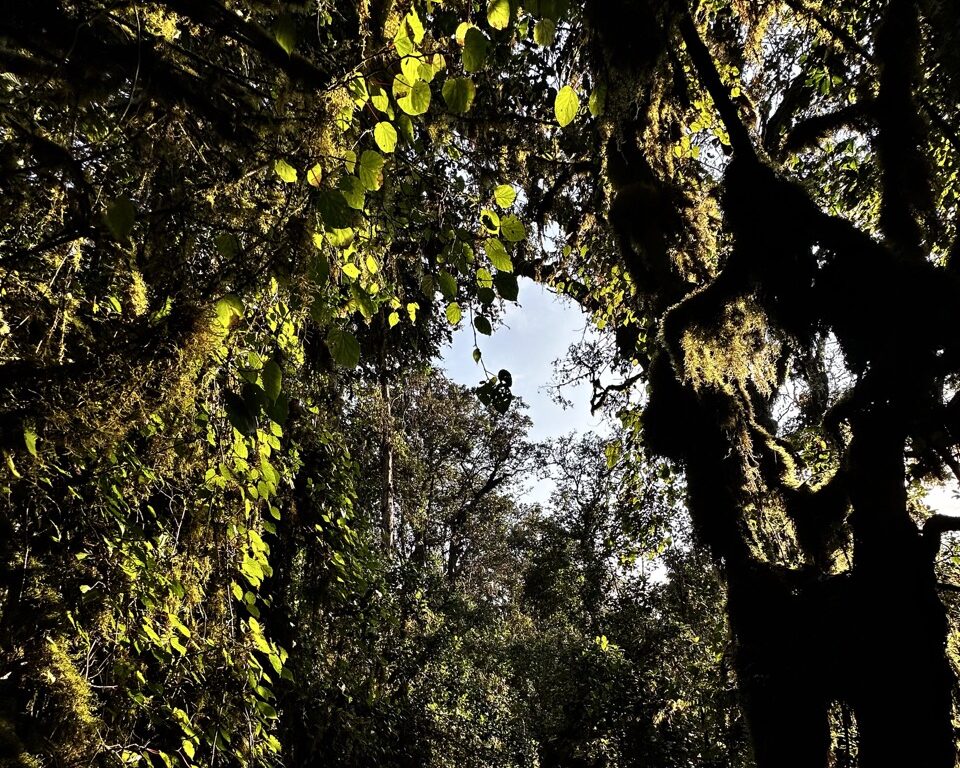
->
[4, 0, 960, 767]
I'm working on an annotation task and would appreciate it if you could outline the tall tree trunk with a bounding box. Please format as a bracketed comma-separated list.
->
[585, 0, 959, 763]
[845, 417, 954, 767]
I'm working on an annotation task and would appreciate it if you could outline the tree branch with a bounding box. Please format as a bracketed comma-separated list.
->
[923, 513, 960, 558]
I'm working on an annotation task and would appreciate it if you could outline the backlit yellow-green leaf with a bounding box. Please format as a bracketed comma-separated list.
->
[455, 21, 473, 44]
[374, 122, 398, 153]
[484, 238, 513, 272]
[24, 429, 38, 457]
[534, 18, 556, 46]
[555, 85, 579, 127]
[494, 184, 516, 208]
[406, 8, 425, 43]
[401, 55, 422, 84]
[358, 150, 385, 191]
[480, 209, 500, 233]
[500, 214, 526, 242]
[487, 0, 511, 30]
[274, 159, 298, 183]
[395, 77, 432, 115]
[446, 302, 462, 325]
[214, 295, 244, 331]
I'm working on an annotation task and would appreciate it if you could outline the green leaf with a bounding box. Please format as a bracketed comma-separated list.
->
[494, 271, 519, 301]
[588, 83, 607, 117]
[274, 14, 297, 55]
[23, 429, 38, 457]
[456, 22, 473, 45]
[274, 158, 298, 183]
[325, 227, 354, 248]
[554, 85, 579, 127]
[473, 347, 482, 363]
[463, 28, 489, 72]
[215, 232, 239, 258]
[487, 0, 511, 30]
[224, 391, 258, 436]
[374, 122, 398, 153]
[477, 377, 513, 413]
[406, 8, 425, 43]
[266, 392, 289, 425]
[438, 269, 458, 300]
[401, 55, 422, 84]
[346, 75, 369, 106]
[393, 26, 415, 57]
[484, 238, 513, 272]
[371, 83, 390, 112]
[326, 328, 361, 368]
[306, 163, 322, 187]
[477, 286, 495, 304]
[474, 315, 493, 335]
[534, 18, 556, 46]
[342, 262, 361, 280]
[182, 741, 195, 760]
[442, 77, 476, 114]
[446, 302, 462, 325]
[396, 79, 431, 116]
[397, 114, 415, 142]
[339, 175, 366, 209]
[350, 284, 376, 319]
[214, 295, 244, 331]
[317, 190, 355, 229]
[358, 150, 385, 191]
[480, 209, 500, 233]
[494, 184, 516, 208]
[105, 197, 136, 241]
[500, 214, 526, 241]
[418, 60, 437, 82]
[262, 361, 282, 403]
[388, 311, 400, 328]
[476, 267, 494, 288]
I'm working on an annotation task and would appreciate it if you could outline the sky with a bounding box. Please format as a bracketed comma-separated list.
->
[436, 277, 606, 503]
[438, 277, 605, 443]
[436, 280, 960, 516]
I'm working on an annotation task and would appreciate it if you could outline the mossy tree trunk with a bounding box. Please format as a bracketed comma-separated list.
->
[586, 0, 960, 764]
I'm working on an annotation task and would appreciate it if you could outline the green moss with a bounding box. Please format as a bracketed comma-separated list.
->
[37, 636, 103, 763]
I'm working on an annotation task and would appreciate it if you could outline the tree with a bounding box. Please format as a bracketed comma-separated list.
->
[573, 0, 960, 765]
[5, 0, 960, 766]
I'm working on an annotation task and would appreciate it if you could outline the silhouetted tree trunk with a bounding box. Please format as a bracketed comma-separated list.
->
[586, 0, 960, 765]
